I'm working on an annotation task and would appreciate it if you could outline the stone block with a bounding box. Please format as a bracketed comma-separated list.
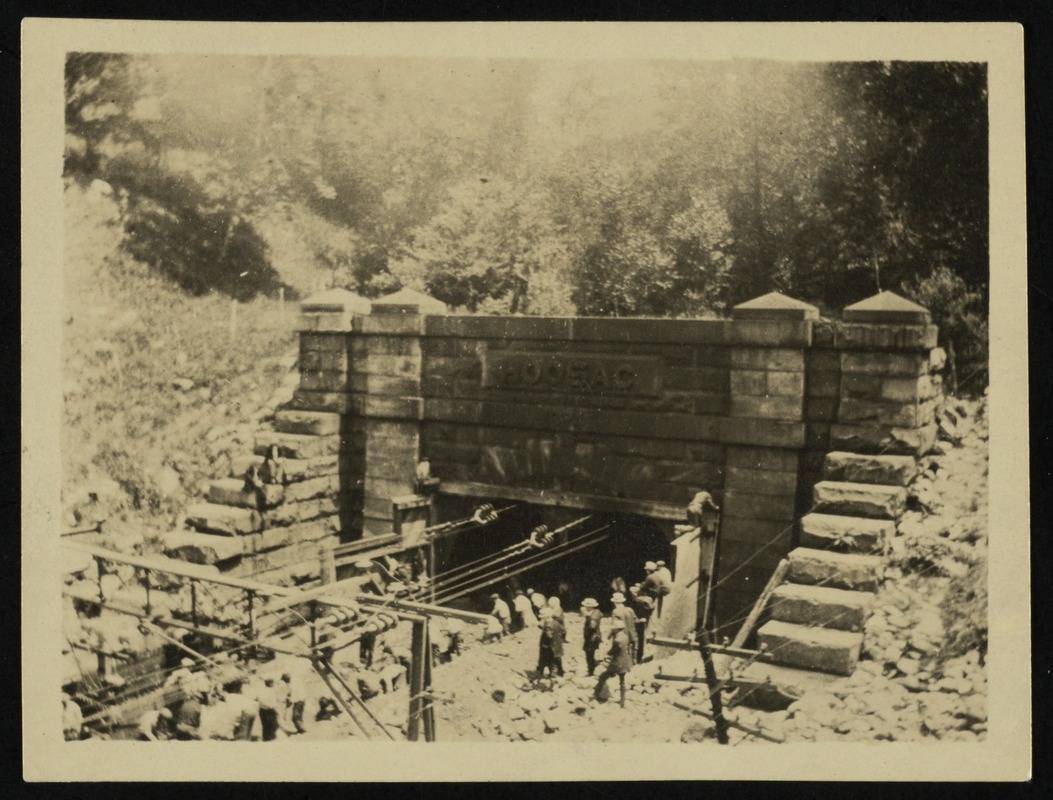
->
[769, 583, 873, 631]
[298, 312, 352, 332]
[829, 423, 937, 456]
[239, 534, 340, 574]
[424, 315, 575, 341]
[363, 493, 396, 519]
[881, 374, 935, 403]
[787, 547, 883, 592]
[812, 481, 906, 519]
[821, 452, 917, 486]
[664, 366, 730, 392]
[718, 417, 806, 448]
[300, 332, 353, 354]
[767, 371, 806, 397]
[350, 374, 422, 396]
[725, 319, 812, 347]
[724, 489, 797, 522]
[264, 496, 341, 528]
[729, 395, 803, 421]
[804, 396, 838, 423]
[362, 354, 422, 378]
[287, 390, 356, 414]
[184, 502, 261, 536]
[364, 476, 417, 499]
[242, 516, 341, 554]
[719, 516, 792, 546]
[355, 314, 425, 336]
[730, 348, 805, 371]
[838, 397, 932, 428]
[274, 409, 343, 436]
[361, 395, 424, 420]
[726, 446, 800, 473]
[254, 431, 343, 460]
[798, 513, 892, 553]
[299, 370, 353, 392]
[729, 370, 767, 396]
[833, 323, 939, 351]
[300, 350, 349, 373]
[757, 620, 863, 675]
[842, 291, 931, 326]
[163, 530, 245, 564]
[573, 317, 728, 345]
[725, 466, 798, 496]
[352, 336, 422, 357]
[841, 373, 883, 399]
[282, 474, 342, 503]
[208, 478, 284, 509]
[840, 352, 928, 377]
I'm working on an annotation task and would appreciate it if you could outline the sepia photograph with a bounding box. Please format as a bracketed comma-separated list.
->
[22, 21, 1028, 781]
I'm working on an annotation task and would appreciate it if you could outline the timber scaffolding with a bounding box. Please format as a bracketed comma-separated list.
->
[61, 503, 615, 741]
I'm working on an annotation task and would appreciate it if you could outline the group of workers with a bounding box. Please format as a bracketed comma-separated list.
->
[133, 658, 308, 741]
[478, 558, 673, 709]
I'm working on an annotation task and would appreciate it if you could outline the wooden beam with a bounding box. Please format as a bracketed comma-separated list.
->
[353, 594, 491, 624]
[730, 558, 790, 649]
[438, 480, 687, 522]
[63, 542, 295, 597]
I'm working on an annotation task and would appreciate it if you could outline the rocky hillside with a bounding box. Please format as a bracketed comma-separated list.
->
[61, 180, 300, 552]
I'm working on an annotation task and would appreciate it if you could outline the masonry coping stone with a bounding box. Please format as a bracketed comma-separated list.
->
[299, 288, 372, 315]
[372, 287, 448, 315]
[842, 291, 931, 325]
[731, 291, 820, 321]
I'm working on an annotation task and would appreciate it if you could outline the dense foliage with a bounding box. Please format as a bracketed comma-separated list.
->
[65, 53, 988, 378]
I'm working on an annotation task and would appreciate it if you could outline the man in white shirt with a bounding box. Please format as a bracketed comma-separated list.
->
[281, 672, 307, 734]
[137, 707, 172, 741]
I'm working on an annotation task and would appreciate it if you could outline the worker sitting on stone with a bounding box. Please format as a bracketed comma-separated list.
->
[137, 706, 173, 741]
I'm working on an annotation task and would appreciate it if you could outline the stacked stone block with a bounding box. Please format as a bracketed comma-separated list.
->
[717, 293, 816, 629]
[164, 291, 369, 584]
[357, 289, 445, 537]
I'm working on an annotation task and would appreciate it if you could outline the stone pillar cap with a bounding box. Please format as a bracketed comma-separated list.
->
[299, 288, 373, 315]
[843, 291, 931, 325]
[372, 287, 448, 315]
[731, 291, 819, 320]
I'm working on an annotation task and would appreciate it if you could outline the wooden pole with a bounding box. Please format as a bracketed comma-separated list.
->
[190, 581, 198, 628]
[319, 545, 336, 586]
[408, 619, 427, 742]
[731, 558, 789, 650]
[698, 627, 730, 745]
[278, 287, 285, 319]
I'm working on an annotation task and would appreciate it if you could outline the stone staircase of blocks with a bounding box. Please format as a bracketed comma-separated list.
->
[754, 450, 916, 676]
[163, 408, 354, 584]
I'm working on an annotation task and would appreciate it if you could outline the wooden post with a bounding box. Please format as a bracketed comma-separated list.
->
[697, 509, 720, 633]
[309, 600, 318, 653]
[143, 568, 152, 616]
[428, 538, 437, 604]
[95, 557, 105, 604]
[246, 590, 256, 658]
[319, 545, 336, 586]
[698, 627, 730, 745]
[422, 643, 436, 742]
[408, 619, 427, 742]
[190, 581, 199, 628]
[731, 558, 790, 650]
[278, 287, 285, 319]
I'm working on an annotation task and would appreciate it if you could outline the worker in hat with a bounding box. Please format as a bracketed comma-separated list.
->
[610, 592, 638, 665]
[164, 657, 196, 694]
[529, 588, 546, 614]
[490, 592, 512, 636]
[594, 615, 632, 708]
[535, 605, 565, 681]
[512, 589, 537, 632]
[580, 598, 604, 676]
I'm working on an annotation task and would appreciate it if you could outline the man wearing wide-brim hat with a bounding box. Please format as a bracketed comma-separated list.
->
[609, 592, 638, 665]
[580, 597, 604, 676]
